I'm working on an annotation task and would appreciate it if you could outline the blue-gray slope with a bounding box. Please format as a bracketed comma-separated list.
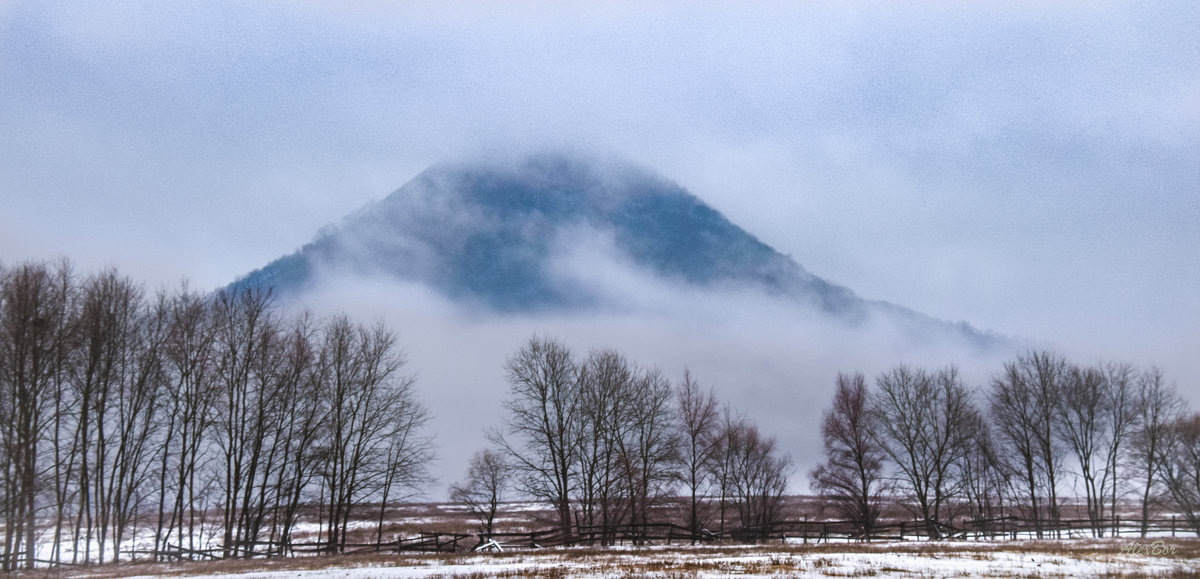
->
[234, 153, 1001, 349]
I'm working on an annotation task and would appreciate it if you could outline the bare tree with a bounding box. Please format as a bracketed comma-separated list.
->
[265, 312, 329, 554]
[211, 286, 277, 557]
[873, 365, 978, 539]
[154, 283, 219, 559]
[236, 305, 294, 556]
[957, 423, 1011, 524]
[675, 369, 719, 541]
[989, 351, 1066, 537]
[1026, 352, 1067, 531]
[1056, 363, 1108, 536]
[574, 349, 635, 541]
[619, 366, 678, 542]
[67, 269, 147, 563]
[0, 260, 75, 570]
[318, 316, 429, 553]
[0, 261, 439, 567]
[810, 372, 886, 539]
[106, 288, 169, 562]
[1051, 360, 1143, 537]
[1161, 412, 1200, 534]
[708, 406, 745, 532]
[723, 420, 790, 535]
[0, 262, 8, 568]
[372, 380, 434, 546]
[1098, 362, 1138, 535]
[45, 262, 79, 566]
[491, 336, 581, 534]
[450, 449, 512, 539]
[1131, 367, 1186, 536]
[704, 402, 791, 537]
[990, 363, 1043, 531]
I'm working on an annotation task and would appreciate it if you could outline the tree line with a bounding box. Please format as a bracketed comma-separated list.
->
[0, 260, 433, 570]
[5, 257, 1200, 569]
[456, 336, 791, 545]
[810, 352, 1200, 539]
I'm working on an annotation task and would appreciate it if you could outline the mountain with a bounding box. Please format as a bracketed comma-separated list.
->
[234, 152, 1002, 349]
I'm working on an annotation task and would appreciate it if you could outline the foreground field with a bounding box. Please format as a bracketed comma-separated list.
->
[45, 539, 1199, 578]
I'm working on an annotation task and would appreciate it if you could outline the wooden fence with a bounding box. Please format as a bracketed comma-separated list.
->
[484, 515, 1197, 548]
[121, 532, 473, 561]
[709, 515, 1195, 544]
[8, 514, 1195, 567]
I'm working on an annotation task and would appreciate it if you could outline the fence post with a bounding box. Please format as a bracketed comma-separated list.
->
[1172, 516, 1176, 537]
[899, 522, 904, 540]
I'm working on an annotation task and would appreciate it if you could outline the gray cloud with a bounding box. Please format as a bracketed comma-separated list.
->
[296, 264, 1012, 495]
[2, 0, 1198, 486]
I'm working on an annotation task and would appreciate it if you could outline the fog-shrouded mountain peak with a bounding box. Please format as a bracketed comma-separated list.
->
[235, 152, 1002, 350]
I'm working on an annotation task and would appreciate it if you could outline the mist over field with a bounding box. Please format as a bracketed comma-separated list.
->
[293, 259, 1011, 494]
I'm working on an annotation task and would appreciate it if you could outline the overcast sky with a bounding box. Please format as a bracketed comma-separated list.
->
[2, 1, 1198, 400]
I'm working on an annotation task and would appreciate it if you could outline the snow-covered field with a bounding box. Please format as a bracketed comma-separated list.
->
[22, 499, 1200, 577]
[61, 539, 1196, 578]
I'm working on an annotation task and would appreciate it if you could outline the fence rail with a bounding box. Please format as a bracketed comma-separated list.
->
[119, 532, 474, 562]
[7, 514, 1196, 568]
[487, 515, 1196, 548]
[707, 515, 1194, 544]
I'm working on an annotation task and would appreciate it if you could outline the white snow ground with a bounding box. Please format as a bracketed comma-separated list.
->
[106, 541, 1197, 578]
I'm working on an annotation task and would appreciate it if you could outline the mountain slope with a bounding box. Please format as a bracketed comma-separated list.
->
[234, 153, 999, 348]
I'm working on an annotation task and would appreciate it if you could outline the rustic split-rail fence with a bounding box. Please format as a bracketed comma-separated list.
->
[57, 514, 1190, 564]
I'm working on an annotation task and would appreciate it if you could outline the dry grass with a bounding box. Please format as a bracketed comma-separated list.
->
[7, 551, 437, 579]
[10, 531, 1198, 578]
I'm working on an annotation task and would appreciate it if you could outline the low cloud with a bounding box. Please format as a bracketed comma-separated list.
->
[294, 233, 1015, 496]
